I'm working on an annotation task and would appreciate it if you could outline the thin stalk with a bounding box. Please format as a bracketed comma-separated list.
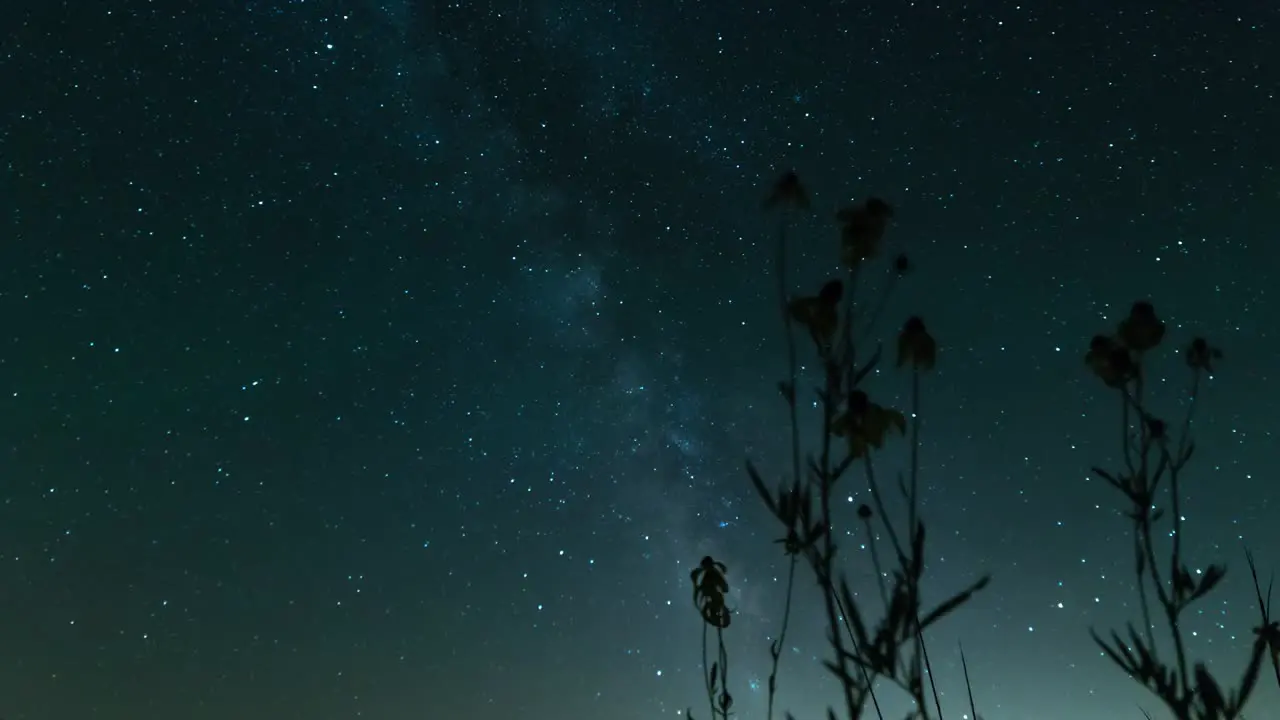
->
[1122, 388, 1136, 476]
[1134, 524, 1156, 656]
[765, 554, 798, 720]
[864, 455, 906, 568]
[919, 628, 944, 719]
[960, 644, 978, 720]
[716, 628, 730, 720]
[862, 515, 890, 610]
[702, 624, 715, 720]
[1127, 373, 1195, 697]
[1137, 487, 1191, 697]
[775, 215, 802, 527]
[856, 272, 898, 348]
[908, 367, 920, 539]
[819, 367, 861, 720]
[1123, 387, 1157, 656]
[908, 368, 944, 719]
[769, 207, 803, 720]
[831, 589, 887, 720]
[1244, 548, 1280, 691]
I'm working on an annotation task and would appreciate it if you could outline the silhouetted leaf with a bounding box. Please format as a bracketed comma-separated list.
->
[822, 659, 856, 686]
[1091, 466, 1124, 491]
[909, 521, 926, 581]
[807, 456, 823, 483]
[918, 575, 989, 631]
[831, 452, 856, 481]
[808, 520, 827, 545]
[1232, 633, 1266, 713]
[1195, 663, 1226, 714]
[839, 577, 870, 650]
[778, 380, 796, 405]
[1190, 563, 1227, 603]
[745, 459, 776, 515]
[1092, 628, 1135, 674]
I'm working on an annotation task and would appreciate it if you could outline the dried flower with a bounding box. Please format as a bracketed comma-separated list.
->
[787, 279, 843, 352]
[1085, 334, 1135, 388]
[1185, 337, 1222, 372]
[1118, 301, 1165, 352]
[897, 316, 936, 371]
[836, 197, 894, 267]
[763, 171, 810, 212]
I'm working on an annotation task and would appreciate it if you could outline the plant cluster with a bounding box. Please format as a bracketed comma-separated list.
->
[688, 172, 988, 720]
[1083, 303, 1280, 719]
[682, 172, 1278, 720]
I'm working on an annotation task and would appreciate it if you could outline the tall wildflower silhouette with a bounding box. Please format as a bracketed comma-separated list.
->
[1083, 302, 1274, 719]
[687, 172, 988, 720]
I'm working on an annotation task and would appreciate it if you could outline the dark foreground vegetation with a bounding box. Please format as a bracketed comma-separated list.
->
[684, 172, 1280, 720]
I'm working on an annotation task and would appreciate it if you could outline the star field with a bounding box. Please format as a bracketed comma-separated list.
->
[1, 1, 1278, 719]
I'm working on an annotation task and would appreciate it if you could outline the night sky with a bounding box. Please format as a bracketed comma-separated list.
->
[2, 1, 1278, 719]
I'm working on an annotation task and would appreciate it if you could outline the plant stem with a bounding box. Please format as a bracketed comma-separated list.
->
[908, 368, 920, 539]
[863, 516, 890, 610]
[765, 554, 797, 720]
[702, 623, 715, 720]
[960, 643, 979, 720]
[818, 385, 861, 720]
[769, 208, 803, 720]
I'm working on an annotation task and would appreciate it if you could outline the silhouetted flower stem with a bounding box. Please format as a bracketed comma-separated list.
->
[699, 616, 732, 720]
[907, 367, 946, 719]
[856, 269, 900, 349]
[820, 361, 863, 720]
[766, 209, 802, 720]
[860, 512, 890, 609]
[716, 628, 729, 720]
[776, 213, 803, 509]
[765, 553, 798, 720]
[1244, 548, 1280, 692]
[830, 588, 887, 720]
[707, 176, 988, 720]
[701, 624, 715, 720]
[1122, 376, 1196, 696]
[863, 455, 904, 567]
[959, 643, 979, 720]
[1086, 304, 1264, 718]
[908, 369, 920, 542]
[919, 632, 944, 719]
[1117, 374, 1158, 654]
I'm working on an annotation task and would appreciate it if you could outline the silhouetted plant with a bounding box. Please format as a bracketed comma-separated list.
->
[1244, 549, 1280, 692]
[688, 172, 988, 720]
[692, 555, 734, 720]
[1083, 303, 1269, 718]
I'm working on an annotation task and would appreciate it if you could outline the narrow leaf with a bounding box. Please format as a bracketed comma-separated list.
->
[745, 459, 777, 514]
[918, 575, 990, 631]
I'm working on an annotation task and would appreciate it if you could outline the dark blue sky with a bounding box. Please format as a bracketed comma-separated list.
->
[1, 1, 1277, 718]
